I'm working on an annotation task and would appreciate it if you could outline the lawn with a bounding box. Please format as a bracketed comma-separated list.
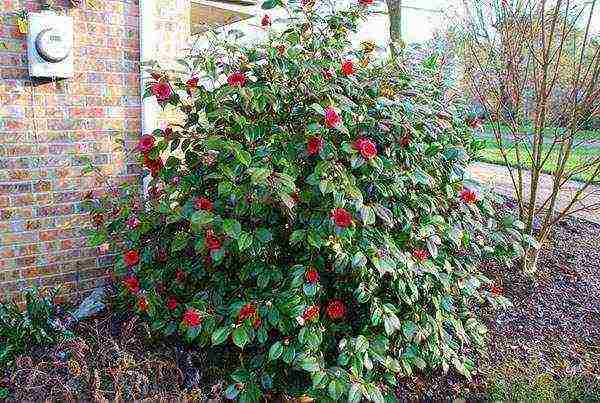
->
[483, 122, 600, 142]
[476, 137, 600, 184]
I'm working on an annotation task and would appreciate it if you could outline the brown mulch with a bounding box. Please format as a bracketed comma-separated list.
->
[2, 214, 600, 401]
[483, 216, 600, 381]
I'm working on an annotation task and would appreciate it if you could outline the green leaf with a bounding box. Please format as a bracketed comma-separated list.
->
[282, 346, 295, 364]
[234, 148, 252, 166]
[191, 210, 213, 226]
[171, 232, 190, 252]
[310, 103, 325, 116]
[211, 326, 231, 345]
[88, 231, 107, 247]
[223, 218, 242, 239]
[312, 371, 327, 388]
[303, 283, 316, 297]
[328, 379, 344, 400]
[249, 167, 272, 185]
[300, 356, 319, 372]
[402, 321, 417, 339]
[261, 0, 278, 9]
[289, 230, 305, 245]
[352, 251, 367, 268]
[257, 272, 270, 288]
[348, 383, 362, 403]
[238, 232, 253, 251]
[355, 335, 369, 353]
[232, 327, 249, 349]
[186, 325, 201, 341]
[256, 228, 273, 243]
[268, 341, 283, 360]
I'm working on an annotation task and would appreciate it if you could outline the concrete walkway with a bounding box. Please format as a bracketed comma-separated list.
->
[468, 162, 600, 224]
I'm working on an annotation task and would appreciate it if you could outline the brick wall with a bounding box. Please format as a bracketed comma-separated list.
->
[0, 0, 141, 300]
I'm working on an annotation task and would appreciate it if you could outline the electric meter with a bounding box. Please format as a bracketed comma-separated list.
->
[27, 11, 74, 78]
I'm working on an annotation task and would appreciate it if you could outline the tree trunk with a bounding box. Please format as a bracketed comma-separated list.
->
[386, 0, 402, 56]
[522, 245, 541, 274]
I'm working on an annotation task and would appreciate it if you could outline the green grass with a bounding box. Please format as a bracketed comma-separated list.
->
[476, 137, 600, 184]
[483, 122, 600, 142]
[483, 353, 600, 402]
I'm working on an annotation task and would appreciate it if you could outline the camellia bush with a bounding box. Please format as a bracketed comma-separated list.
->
[84, 0, 529, 401]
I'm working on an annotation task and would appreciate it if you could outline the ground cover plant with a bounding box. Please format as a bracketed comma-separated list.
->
[0, 288, 68, 371]
[0, 287, 71, 398]
[83, 0, 529, 401]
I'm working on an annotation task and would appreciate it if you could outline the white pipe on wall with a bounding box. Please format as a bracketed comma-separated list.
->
[138, 0, 157, 194]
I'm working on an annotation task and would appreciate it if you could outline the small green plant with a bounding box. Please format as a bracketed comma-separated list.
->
[0, 287, 69, 368]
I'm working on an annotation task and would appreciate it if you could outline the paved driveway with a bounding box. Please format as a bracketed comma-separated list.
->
[469, 162, 600, 224]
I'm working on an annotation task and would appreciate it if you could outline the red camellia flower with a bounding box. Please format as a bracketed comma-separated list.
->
[205, 229, 221, 251]
[302, 305, 319, 321]
[326, 300, 346, 320]
[331, 208, 352, 228]
[227, 72, 247, 87]
[413, 249, 429, 263]
[341, 59, 355, 76]
[239, 303, 257, 321]
[123, 250, 140, 266]
[123, 276, 140, 293]
[150, 82, 172, 101]
[137, 135, 155, 154]
[195, 197, 213, 211]
[138, 297, 148, 312]
[354, 138, 378, 159]
[460, 188, 478, 204]
[186, 77, 199, 89]
[490, 285, 504, 296]
[143, 155, 163, 177]
[261, 14, 271, 26]
[307, 136, 324, 156]
[305, 268, 319, 284]
[176, 269, 186, 282]
[359, 0, 374, 5]
[183, 308, 202, 327]
[167, 296, 179, 310]
[324, 106, 341, 128]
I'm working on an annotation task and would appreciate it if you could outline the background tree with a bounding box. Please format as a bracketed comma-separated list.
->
[454, 0, 600, 272]
[386, 0, 403, 54]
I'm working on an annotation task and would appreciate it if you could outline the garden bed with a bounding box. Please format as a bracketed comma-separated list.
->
[3, 213, 599, 401]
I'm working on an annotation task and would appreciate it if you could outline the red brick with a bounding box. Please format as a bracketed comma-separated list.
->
[0, 3, 141, 295]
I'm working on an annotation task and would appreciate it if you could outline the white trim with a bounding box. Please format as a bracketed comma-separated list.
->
[139, 0, 158, 195]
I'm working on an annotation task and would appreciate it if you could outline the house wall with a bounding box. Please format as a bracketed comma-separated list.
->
[0, 0, 192, 301]
[0, 0, 142, 301]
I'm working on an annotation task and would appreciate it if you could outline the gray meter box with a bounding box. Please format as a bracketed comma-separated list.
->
[27, 11, 74, 79]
